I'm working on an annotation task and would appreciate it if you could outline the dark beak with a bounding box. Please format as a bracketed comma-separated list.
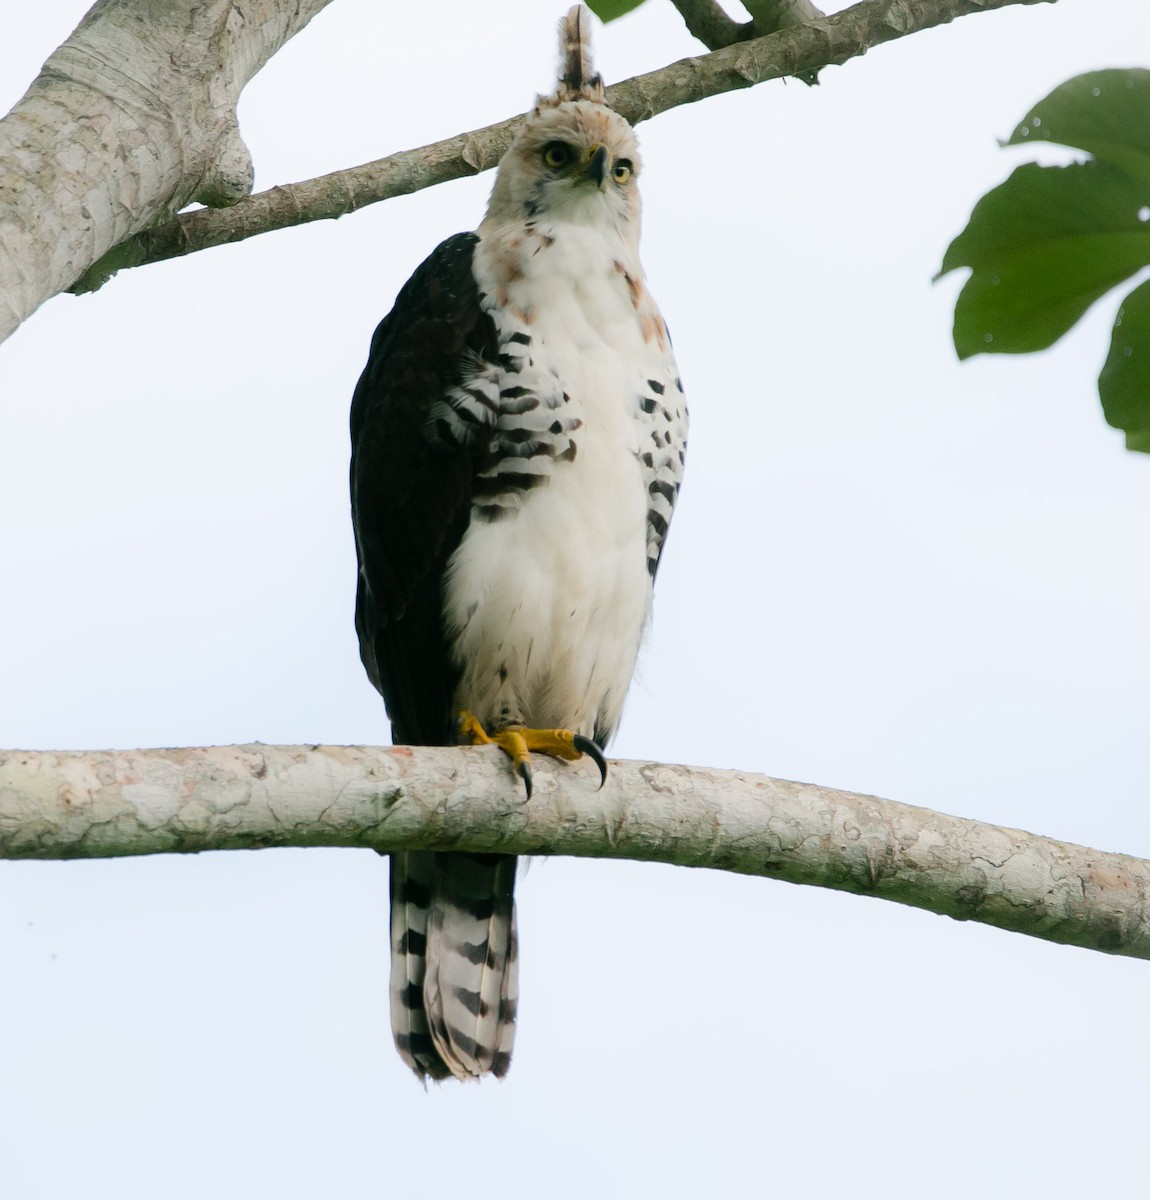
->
[583, 144, 609, 188]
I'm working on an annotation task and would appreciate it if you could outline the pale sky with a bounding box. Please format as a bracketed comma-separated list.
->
[2, 2, 1150, 1197]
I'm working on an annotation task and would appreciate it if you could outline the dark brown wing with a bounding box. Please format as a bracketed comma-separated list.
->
[350, 233, 498, 746]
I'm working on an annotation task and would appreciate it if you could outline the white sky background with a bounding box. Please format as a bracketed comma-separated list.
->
[2, 0, 1149, 1195]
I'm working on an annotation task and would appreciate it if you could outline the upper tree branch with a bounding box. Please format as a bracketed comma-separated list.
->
[2, 742, 1146, 962]
[668, 0, 827, 51]
[73, 0, 1055, 292]
[0, 0, 338, 340]
[667, 0, 755, 49]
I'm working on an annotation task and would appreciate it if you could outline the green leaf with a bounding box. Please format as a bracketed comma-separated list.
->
[584, 0, 646, 21]
[940, 67, 1150, 452]
[1099, 278, 1150, 453]
[1007, 69, 1150, 189]
[942, 160, 1150, 357]
[942, 161, 1150, 274]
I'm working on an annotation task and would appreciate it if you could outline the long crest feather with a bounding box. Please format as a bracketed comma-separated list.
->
[551, 5, 605, 105]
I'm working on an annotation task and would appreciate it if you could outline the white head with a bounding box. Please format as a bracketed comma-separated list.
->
[482, 7, 642, 237]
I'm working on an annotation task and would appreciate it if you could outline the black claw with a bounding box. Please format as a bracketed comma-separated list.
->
[573, 735, 608, 789]
[518, 759, 533, 800]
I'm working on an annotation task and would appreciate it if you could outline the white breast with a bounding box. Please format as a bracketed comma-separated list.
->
[443, 223, 673, 742]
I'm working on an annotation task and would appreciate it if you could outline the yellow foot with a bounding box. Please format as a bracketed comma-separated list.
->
[458, 712, 608, 798]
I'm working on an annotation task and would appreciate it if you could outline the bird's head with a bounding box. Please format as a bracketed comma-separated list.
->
[482, 6, 642, 235]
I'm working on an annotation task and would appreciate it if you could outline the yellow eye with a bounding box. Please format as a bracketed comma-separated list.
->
[613, 159, 633, 184]
[542, 142, 573, 169]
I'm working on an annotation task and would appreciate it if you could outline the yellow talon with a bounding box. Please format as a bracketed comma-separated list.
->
[458, 711, 493, 746]
[496, 728, 531, 779]
[458, 711, 608, 798]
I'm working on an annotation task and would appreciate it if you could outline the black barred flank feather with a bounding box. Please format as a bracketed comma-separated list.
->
[554, 5, 604, 104]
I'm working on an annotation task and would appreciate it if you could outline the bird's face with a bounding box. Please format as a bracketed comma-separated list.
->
[485, 100, 642, 233]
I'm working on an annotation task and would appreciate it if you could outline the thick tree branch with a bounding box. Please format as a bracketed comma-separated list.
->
[0, 0, 336, 341]
[74, 0, 1055, 291]
[2, 742, 1146, 962]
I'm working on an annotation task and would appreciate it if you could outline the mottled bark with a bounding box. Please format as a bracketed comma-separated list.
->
[1, 743, 1145, 961]
[0, 0, 335, 341]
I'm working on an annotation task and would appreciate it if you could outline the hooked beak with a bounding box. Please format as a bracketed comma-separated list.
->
[582, 143, 609, 188]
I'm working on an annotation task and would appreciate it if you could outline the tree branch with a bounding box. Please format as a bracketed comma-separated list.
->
[2, 742, 1146, 961]
[73, 0, 1055, 291]
[668, 0, 828, 52]
[667, 0, 754, 49]
[743, 0, 830, 35]
[0, 0, 336, 341]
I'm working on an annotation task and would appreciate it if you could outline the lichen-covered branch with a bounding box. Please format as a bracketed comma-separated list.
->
[1, 742, 1145, 962]
[76, 0, 1055, 289]
[0, 0, 336, 341]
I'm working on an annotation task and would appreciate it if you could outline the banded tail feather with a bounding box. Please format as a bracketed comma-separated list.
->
[389, 852, 451, 1081]
[390, 851, 518, 1081]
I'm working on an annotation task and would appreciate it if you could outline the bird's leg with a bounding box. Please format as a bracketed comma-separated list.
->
[458, 711, 608, 799]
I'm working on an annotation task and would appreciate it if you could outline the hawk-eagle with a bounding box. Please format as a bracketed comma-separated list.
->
[350, 5, 687, 1082]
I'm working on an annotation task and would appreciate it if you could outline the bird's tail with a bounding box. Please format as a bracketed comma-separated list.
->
[553, 4, 605, 104]
[389, 851, 518, 1082]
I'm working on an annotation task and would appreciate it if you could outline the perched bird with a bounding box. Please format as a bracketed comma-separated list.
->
[349, 5, 687, 1082]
